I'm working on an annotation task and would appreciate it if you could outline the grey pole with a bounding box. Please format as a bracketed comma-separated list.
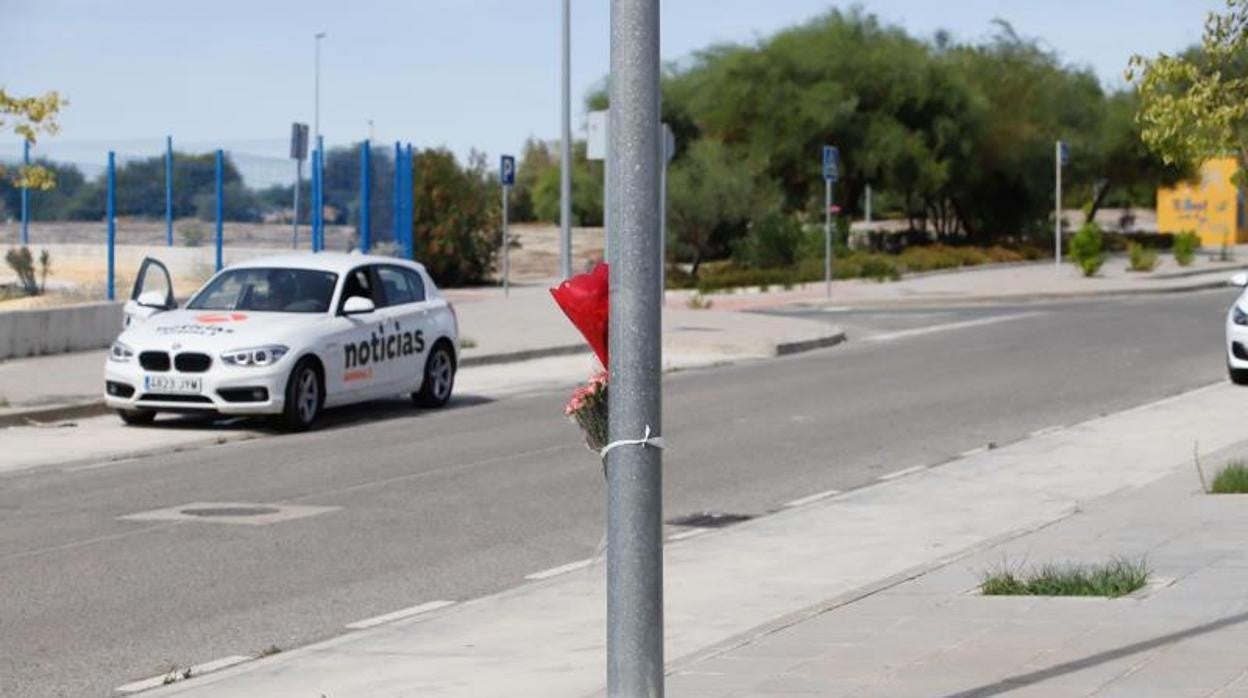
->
[293, 157, 302, 249]
[865, 183, 872, 224]
[1054, 140, 1062, 270]
[559, 0, 573, 279]
[824, 179, 832, 300]
[503, 185, 511, 296]
[314, 33, 326, 161]
[659, 139, 667, 303]
[607, 0, 664, 696]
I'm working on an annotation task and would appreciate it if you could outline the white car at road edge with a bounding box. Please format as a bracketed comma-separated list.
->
[1227, 271, 1248, 385]
[104, 252, 459, 430]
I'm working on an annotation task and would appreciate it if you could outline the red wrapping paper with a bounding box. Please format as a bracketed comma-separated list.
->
[550, 262, 609, 367]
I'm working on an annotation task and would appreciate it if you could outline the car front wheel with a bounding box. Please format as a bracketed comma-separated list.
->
[1229, 362, 1248, 386]
[118, 409, 156, 426]
[414, 343, 455, 408]
[279, 359, 323, 431]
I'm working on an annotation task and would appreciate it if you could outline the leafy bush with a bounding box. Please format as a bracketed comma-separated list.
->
[732, 212, 805, 268]
[1069, 222, 1105, 277]
[5, 246, 39, 295]
[1126, 242, 1158, 272]
[179, 223, 205, 247]
[1173, 231, 1199, 266]
[411, 148, 503, 286]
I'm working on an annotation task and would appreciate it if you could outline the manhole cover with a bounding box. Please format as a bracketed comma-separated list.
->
[180, 506, 280, 517]
[666, 512, 753, 528]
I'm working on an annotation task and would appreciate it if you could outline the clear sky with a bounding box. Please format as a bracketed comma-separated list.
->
[3, 0, 1224, 171]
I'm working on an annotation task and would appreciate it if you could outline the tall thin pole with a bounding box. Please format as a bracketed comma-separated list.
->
[107, 151, 116, 301]
[21, 140, 30, 246]
[215, 149, 224, 272]
[865, 183, 872, 224]
[393, 141, 402, 245]
[293, 156, 302, 249]
[1055, 140, 1062, 269]
[314, 33, 325, 160]
[360, 139, 371, 252]
[607, 0, 664, 696]
[824, 179, 832, 299]
[404, 143, 414, 260]
[502, 184, 510, 296]
[165, 136, 173, 247]
[559, 0, 573, 279]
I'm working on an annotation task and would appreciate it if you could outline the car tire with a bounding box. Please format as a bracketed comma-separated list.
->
[1229, 363, 1248, 386]
[414, 342, 455, 408]
[117, 409, 156, 426]
[279, 358, 323, 431]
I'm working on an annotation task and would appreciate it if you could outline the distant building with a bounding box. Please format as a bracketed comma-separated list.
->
[1157, 157, 1248, 247]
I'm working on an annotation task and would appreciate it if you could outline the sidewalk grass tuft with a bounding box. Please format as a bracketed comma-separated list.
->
[980, 558, 1149, 598]
[1211, 460, 1248, 494]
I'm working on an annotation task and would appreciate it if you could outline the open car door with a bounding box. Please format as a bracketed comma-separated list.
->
[123, 257, 177, 328]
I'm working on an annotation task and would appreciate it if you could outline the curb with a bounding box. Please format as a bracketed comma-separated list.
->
[774, 329, 848, 356]
[459, 343, 587, 368]
[0, 401, 111, 428]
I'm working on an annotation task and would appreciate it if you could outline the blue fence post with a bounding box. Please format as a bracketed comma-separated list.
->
[360, 139, 371, 252]
[21, 140, 30, 246]
[107, 151, 116, 301]
[313, 136, 325, 252]
[165, 136, 173, 247]
[215, 149, 224, 272]
[404, 143, 415, 260]
[393, 142, 401, 246]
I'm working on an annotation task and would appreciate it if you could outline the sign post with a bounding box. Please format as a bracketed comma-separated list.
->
[290, 123, 309, 249]
[500, 154, 515, 297]
[1055, 140, 1068, 269]
[660, 123, 675, 302]
[587, 109, 610, 263]
[822, 145, 839, 300]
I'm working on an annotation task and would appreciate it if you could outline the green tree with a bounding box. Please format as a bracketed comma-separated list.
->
[1129, 1, 1248, 185]
[409, 148, 502, 286]
[0, 88, 66, 190]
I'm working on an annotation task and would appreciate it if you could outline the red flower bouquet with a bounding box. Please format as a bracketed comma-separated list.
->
[551, 263, 610, 453]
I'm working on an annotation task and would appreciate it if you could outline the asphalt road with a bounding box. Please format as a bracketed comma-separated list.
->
[1, 289, 1236, 697]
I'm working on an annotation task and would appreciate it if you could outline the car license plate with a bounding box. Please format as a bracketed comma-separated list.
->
[144, 375, 202, 394]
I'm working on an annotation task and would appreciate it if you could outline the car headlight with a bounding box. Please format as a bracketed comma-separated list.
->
[1235, 306, 1248, 326]
[221, 345, 289, 367]
[109, 341, 134, 363]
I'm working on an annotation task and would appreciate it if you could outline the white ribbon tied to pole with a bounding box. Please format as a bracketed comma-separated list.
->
[599, 424, 665, 463]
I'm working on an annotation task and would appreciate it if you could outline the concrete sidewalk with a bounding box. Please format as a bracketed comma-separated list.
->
[0, 284, 842, 426]
[137, 382, 1248, 697]
[673, 251, 1248, 312]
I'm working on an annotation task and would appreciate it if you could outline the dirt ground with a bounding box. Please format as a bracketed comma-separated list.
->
[0, 220, 604, 309]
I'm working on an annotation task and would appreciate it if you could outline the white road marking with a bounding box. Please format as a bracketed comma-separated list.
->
[525, 558, 595, 580]
[819, 306, 851, 313]
[878, 465, 927, 481]
[668, 528, 709, 542]
[115, 655, 251, 693]
[345, 600, 456, 630]
[62, 456, 138, 473]
[783, 489, 843, 508]
[959, 446, 989, 458]
[864, 312, 1046, 343]
[1029, 425, 1065, 438]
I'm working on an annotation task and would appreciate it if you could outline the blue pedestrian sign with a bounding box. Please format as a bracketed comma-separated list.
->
[500, 155, 516, 187]
[1058, 141, 1070, 167]
[822, 145, 839, 182]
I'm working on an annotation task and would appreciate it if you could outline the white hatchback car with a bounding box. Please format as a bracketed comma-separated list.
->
[1227, 272, 1248, 385]
[104, 252, 459, 430]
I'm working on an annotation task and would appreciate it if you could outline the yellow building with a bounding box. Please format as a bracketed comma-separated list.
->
[1157, 157, 1248, 246]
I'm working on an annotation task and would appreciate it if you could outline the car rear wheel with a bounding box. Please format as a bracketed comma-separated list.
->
[1229, 363, 1248, 386]
[117, 409, 156, 426]
[279, 359, 323, 431]
[414, 343, 455, 408]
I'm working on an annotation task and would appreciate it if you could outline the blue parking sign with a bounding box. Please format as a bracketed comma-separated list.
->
[1058, 141, 1070, 167]
[822, 145, 839, 182]
[500, 155, 516, 187]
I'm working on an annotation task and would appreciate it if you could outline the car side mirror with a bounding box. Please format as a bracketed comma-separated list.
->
[137, 289, 170, 309]
[343, 296, 376, 315]
[1231, 272, 1248, 288]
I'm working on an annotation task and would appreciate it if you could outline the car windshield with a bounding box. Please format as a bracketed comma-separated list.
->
[187, 268, 338, 313]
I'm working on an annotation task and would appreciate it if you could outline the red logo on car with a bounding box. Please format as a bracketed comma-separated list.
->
[195, 313, 248, 324]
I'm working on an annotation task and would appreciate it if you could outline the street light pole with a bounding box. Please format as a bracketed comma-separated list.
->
[607, 0, 664, 696]
[559, 0, 573, 280]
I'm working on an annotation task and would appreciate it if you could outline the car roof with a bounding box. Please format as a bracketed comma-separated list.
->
[229, 252, 429, 276]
